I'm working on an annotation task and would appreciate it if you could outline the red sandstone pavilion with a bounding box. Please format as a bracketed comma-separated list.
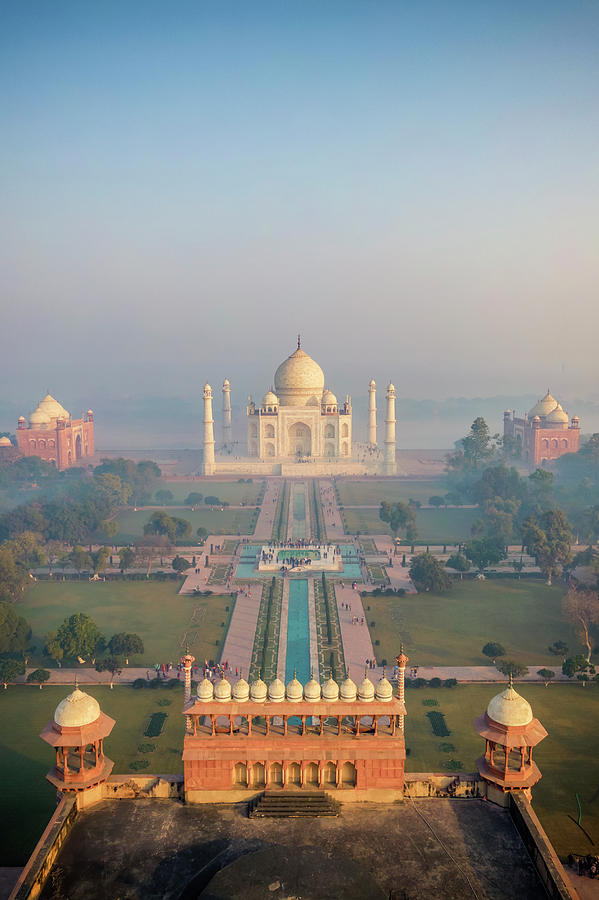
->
[16, 393, 95, 470]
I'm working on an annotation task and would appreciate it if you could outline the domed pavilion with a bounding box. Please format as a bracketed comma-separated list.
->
[503, 389, 579, 470]
[40, 687, 115, 795]
[16, 392, 95, 470]
[246, 337, 353, 461]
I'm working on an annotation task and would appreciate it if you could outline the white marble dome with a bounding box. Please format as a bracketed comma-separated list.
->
[274, 344, 325, 406]
[322, 389, 337, 407]
[37, 393, 70, 420]
[358, 674, 375, 702]
[197, 677, 214, 702]
[322, 675, 339, 702]
[54, 688, 101, 728]
[250, 675, 267, 703]
[268, 677, 285, 702]
[262, 389, 278, 407]
[214, 675, 232, 702]
[528, 391, 557, 419]
[487, 685, 533, 727]
[340, 674, 357, 702]
[304, 675, 321, 702]
[375, 673, 393, 702]
[545, 403, 569, 425]
[286, 673, 303, 702]
[0, 436, 12, 447]
[232, 675, 249, 702]
[29, 408, 51, 427]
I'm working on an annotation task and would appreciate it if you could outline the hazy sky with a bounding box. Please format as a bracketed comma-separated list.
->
[2, 1, 598, 410]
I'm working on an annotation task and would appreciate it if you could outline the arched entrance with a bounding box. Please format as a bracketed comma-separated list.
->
[341, 762, 356, 786]
[233, 763, 247, 786]
[269, 762, 283, 786]
[305, 762, 319, 786]
[324, 761, 337, 784]
[75, 434, 82, 459]
[288, 762, 301, 785]
[288, 422, 311, 457]
[251, 762, 265, 787]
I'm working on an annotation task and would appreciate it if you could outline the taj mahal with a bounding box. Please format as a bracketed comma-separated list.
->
[202, 337, 398, 476]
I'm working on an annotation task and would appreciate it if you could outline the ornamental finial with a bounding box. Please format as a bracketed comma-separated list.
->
[297, 333, 301, 349]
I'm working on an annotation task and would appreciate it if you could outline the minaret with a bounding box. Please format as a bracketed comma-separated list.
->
[368, 379, 377, 446]
[203, 383, 215, 475]
[395, 645, 408, 733]
[383, 382, 397, 475]
[222, 378, 232, 447]
[181, 651, 195, 732]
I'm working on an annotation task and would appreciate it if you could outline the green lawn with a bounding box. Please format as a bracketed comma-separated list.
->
[0, 684, 185, 865]
[154, 479, 264, 506]
[2, 682, 597, 865]
[115, 507, 256, 541]
[366, 579, 582, 666]
[341, 506, 478, 542]
[19, 581, 232, 667]
[405, 683, 599, 860]
[336, 479, 445, 506]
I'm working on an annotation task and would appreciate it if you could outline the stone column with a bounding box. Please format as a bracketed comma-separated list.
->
[368, 379, 377, 446]
[395, 646, 408, 734]
[181, 652, 195, 732]
[384, 382, 397, 475]
[222, 378, 232, 447]
[203, 383, 216, 475]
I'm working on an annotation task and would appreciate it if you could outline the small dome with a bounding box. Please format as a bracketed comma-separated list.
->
[340, 674, 357, 702]
[18, 415, 26, 422]
[322, 389, 337, 406]
[545, 403, 569, 425]
[533, 415, 541, 423]
[268, 677, 285, 702]
[387, 382, 396, 393]
[528, 391, 557, 419]
[0, 436, 12, 447]
[54, 688, 101, 728]
[369, 379, 376, 388]
[214, 675, 232, 702]
[232, 675, 249, 702]
[286, 673, 303, 702]
[223, 378, 230, 387]
[375, 673, 393, 702]
[29, 409, 51, 426]
[304, 674, 321, 702]
[197, 677, 214, 702]
[358, 673, 375, 702]
[572, 415, 580, 422]
[487, 684, 533, 727]
[250, 675, 267, 703]
[262, 389, 279, 407]
[87, 409, 94, 416]
[322, 675, 339, 702]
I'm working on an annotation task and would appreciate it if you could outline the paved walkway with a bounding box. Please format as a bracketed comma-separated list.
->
[319, 479, 344, 539]
[334, 582, 377, 683]
[254, 479, 280, 539]
[220, 583, 262, 676]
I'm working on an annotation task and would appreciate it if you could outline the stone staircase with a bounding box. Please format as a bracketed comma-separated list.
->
[249, 790, 340, 818]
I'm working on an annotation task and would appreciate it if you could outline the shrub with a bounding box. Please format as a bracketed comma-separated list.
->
[439, 742, 455, 753]
[446, 759, 463, 771]
[166, 678, 180, 689]
[132, 678, 147, 690]
[443, 678, 458, 688]
[370, 621, 376, 627]
[138, 743, 155, 753]
[426, 710, 450, 736]
[129, 760, 150, 771]
[374, 639, 380, 646]
[149, 678, 162, 689]
[429, 677, 442, 688]
[144, 712, 167, 737]
[157, 698, 172, 707]
[422, 698, 438, 707]
[396, 588, 406, 596]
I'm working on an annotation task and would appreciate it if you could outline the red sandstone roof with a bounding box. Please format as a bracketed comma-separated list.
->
[183, 699, 406, 717]
[40, 711, 115, 747]
[473, 712, 547, 749]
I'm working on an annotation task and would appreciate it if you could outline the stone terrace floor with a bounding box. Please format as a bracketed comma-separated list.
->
[39, 798, 547, 900]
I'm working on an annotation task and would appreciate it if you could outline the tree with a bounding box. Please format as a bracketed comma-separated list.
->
[562, 655, 589, 678]
[537, 668, 555, 685]
[118, 546, 136, 573]
[445, 553, 470, 579]
[144, 510, 177, 542]
[99, 519, 118, 542]
[173, 517, 192, 540]
[44, 630, 64, 667]
[185, 492, 204, 508]
[92, 546, 111, 574]
[496, 660, 529, 678]
[409, 553, 452, 593]
[55, 613, 105, 661]
[108, 632, 144, 661]
[69, 545, 93, 577]
[204, 495, 220, 506]
[196, 527, 208, 543]
[562, 588, 599, 662]
[155, 489, 174, 505]
[448, 417, 498, 472]
[428, 496, 444, 508]
[27, 668, 50, 689]
[172, 555, 191, 573]
[521, 509, 572, 585]
[464, 538, 506, 573]
[44, 539, 63, 576]
[379, 501, 417, 540]
[0, 602, 31, 654]
[135, 535, 171, 577]
[0, 546, 31, 603]
[0, 658, 25, 688]
[96, 656, 122, 688]
[482, 642, 505, 662]
[548, 640, 568, 658]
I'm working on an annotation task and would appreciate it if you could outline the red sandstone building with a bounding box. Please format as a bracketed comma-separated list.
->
[16, 393, 94, 470]
[503, 390, 579, 469]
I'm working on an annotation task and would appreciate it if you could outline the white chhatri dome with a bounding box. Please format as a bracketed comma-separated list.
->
[487, 684, 533, 727]
[375, 673, 393, 702]
[214, 675, 232, 702]
[528, 391, 557, 419]
[197, 677, 214, 702]
[262, 389, 278, 407]
[286, 672, 303, 702]
[232, 675, 249, 702]
[340, 674, 357, 702]
[274, 340, 325, 406]
[0, 436, 12, 447]
[304, 674, 321, 702]
[268, 676, 285, 702]
[322, 674, 339, 701]
[54, 688, 101, 728]
[250, 674, 267, 703]
[322, 389, 337, 406]
[358, 673, 375, 702]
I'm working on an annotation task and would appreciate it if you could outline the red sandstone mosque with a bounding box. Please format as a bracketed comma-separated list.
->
[16, 393, 95, 470]
[503, 390, 580, 469]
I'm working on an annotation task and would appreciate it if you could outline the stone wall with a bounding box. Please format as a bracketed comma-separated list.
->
[10, 796, 77, 900]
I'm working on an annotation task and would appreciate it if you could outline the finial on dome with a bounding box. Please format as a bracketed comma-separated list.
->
[509, 672, 514, 689]
[297, 333, 301, 349]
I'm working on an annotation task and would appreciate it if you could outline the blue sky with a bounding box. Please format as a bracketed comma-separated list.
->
[1, 1, 598, 410]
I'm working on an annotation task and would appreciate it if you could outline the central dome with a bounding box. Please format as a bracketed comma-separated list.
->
[274, 340, 325, 407]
